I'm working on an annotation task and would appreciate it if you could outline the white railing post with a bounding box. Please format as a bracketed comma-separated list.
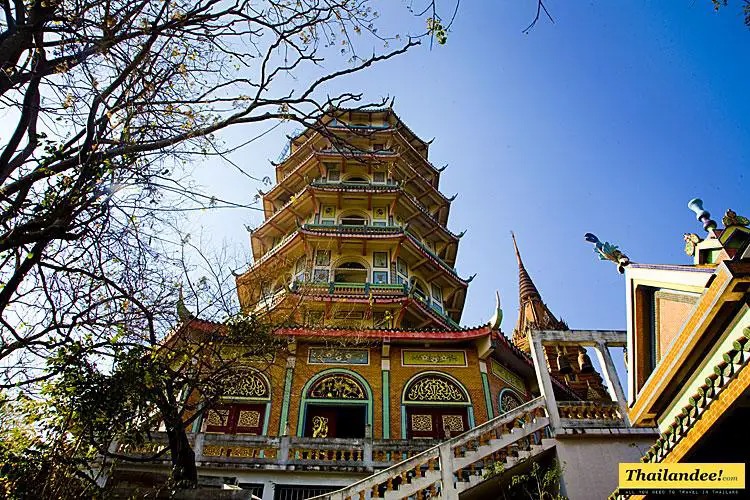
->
[364, 424, 373, 469]
[193, 432, 205, 462]
[594, 341, 630, 426]
[438, 441, 458, 500]
[529, 336, 560, 430]
[279, 435, 290, 465]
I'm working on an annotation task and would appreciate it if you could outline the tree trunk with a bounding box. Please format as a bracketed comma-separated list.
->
[166, 424, 198, 489]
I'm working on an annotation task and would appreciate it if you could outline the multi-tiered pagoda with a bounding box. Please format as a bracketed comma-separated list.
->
[113, 108, 613, 499]
[237, 107, 468, 332]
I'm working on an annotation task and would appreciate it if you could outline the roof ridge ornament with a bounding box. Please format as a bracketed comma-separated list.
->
[683, 233, 702, 257]
[176, 285, 193, 321]
[489, 291, 503, 330]
[687, 198, 718, 232]
[722, 209, 750, 228]
[583, 233, 631, 274]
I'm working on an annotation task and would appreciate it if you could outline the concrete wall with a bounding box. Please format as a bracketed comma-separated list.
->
[555, 435, 656, 500]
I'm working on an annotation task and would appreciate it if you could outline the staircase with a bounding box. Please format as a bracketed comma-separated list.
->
[308, 397, 552, 500]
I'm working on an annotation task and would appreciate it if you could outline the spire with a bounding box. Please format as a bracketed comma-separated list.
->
[510, 233, 567, 352]
[512, 232, 541, 302]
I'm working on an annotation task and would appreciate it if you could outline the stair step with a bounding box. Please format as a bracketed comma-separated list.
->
[541, 438, 556, 449]
[456, 481, 472, 493]
[468, 474, 483, 486]
[383, 470, 441, 499]
[475, 444, 493, 457]
[454, 453, 482, 471]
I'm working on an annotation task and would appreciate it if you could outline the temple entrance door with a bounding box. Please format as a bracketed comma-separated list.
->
[304, 404, 366, 438]
[205, 403, 266, 435]
[405, 406, 468, 440]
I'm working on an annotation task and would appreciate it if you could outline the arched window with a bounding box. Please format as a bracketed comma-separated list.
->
[334, 261, 368, 284]
[300, 371, 372, 439]
[404, 374, 469, 403]
[498, 388, 524, 414]
[307, 374, 367, 400]
[205, 369, 271, 436]
[402, 372, 472, 439]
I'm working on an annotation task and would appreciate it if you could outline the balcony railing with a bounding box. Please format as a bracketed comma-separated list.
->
[302, 223, 404, 235]
[557, 400, 626, 428]
[310, 180, 399, 190]
[117, 433, 439, 473]
[292, 281, 460, 329]
[294, 281, 408, 296]
[301, 225, 463, 280]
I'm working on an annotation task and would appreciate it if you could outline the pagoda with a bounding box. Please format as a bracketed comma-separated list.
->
[237, 106, 468, 331]
[111, 107, 621, 499]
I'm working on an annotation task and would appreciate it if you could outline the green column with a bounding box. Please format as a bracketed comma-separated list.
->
[382, 367, 390, 438]
[481, 369, 495, 420]
[278, 359, 295, 435]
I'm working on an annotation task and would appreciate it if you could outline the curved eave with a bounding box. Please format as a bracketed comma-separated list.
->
[260, 291, 461, 330]
[299, 226, 469, 286]
[267, 150, 452, 219]
[408, 294, 464, 328]
[323, 126, 440, 182]
[255, 185, 459, 265]
[328, 107, 431, 150]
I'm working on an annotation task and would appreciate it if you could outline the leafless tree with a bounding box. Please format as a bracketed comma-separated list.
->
[0, 0, 459, 386]
[0, 0, 458, 494]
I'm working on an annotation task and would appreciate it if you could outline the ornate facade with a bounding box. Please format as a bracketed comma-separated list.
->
[112, 108, 617, 500]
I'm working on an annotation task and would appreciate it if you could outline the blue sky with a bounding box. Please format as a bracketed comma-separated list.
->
[190, 0, 749, 368]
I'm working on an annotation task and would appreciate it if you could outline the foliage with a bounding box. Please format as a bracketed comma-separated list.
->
[711, 0, 750, 28]
[484, 458, 567, 500]
[0, 393, 102, 499]
[0, 0, 457, 492]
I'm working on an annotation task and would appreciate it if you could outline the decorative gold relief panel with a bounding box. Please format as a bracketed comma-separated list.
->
[238, 410, 261, 428]
[309, 375, 366, 399]
[312, 416, 329, 438]
[402, 350, 467, 367]
[405, 376, 467, 403]
[206, 409, 229, 427]
[410, 414, 433, 432]
[222, 370, 270, 399]
[441, 415, 464, 432]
